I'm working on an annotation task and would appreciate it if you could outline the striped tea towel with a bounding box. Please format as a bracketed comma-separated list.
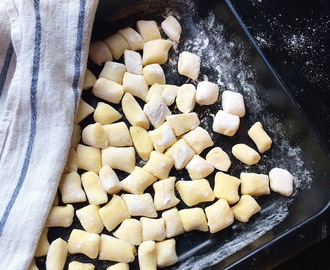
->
[0, 0, 99, 269]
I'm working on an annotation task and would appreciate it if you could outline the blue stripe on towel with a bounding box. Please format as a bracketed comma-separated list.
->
[0, 42, 14, 98]
[0, 0, 41, 235]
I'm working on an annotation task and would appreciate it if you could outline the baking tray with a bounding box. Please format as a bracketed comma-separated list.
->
[38, 0, 330, 269]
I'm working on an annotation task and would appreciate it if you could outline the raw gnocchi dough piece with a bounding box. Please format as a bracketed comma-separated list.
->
[140, 217, 166, 241]
[122, 93, 150, 130]
[99, 234, 136, 263]
[176, 83, 196, 113]
[59, 171, 86, 204]
[68, 229, 100, 259]
[142, 39, 173, 66]
[176, 179, 215, 207]
[231, 195, 261, 222]
[165, 139, 195, 170]
[143, 94, 171, 128]
[92, 78, 124, 104]
[153, 177, 180, 211]
[143, 64, 166, 85]
[76, 204, 104, 234]
[76, 99, 94, 124]
[121, 166, 157, 194]
[122, 193, 157, 218]
[46, 238, 68, 270]
[106, 263, 129, 270]
[149, 122, 177, 153]
[76, 144, 101, 172]
[28, 258, 39, 270]
[205, 147, 231, 172]
[82, 123, 108, 149]
[113, 218, 142, 246]
[99, 165, 122, 194]
[89, 40, 113, 66]
[130, 126, 153, 161]
[63, 148, 78, 173]
[212, 110, 240, 137]
[146, 83, 165, 102]
[81, 171, 108, 205]
[102, 146, 135, 173]
[205, 199, 234, 233]
[196, 81, 219, 105]
[232, 143, 261, 165]
[138, 240, 157, 270]
[104, 33, 130, 59]
[222, 90, 246, 117]
[118, 27, 145, 51]
[99, 195, 131, 232]
[124, 50, 143, 75]
[143, 151, 174, 179]
[71, 124, 81, 149]
[179, 208, 208, 232]
[93, 102, 122, 125]
[182, 126, 214, 154]
[178, 51, 201, 80]
[136, 20, 161, 42]
[248, 121, 272, 153]
[161, 15, 182, 43]
[122, 72, 149, 101]
[161, 208, 185, 238]
[68, 261, 95, 270]
[162, 84, 178, 106]
[155, 238, 179, 268]
[45, 204, 74, 228]
[269, 168, 294, 196]
[166, 112, 200, 136]
[240, 172, 270, 196]
[35, 228, 50, 257]
[99, 61, 127, 84]
[214, 172, 241, 204]
[185, 155, 214, 180]
[103, 121, 132, 147]
[83, 69, 97, 90]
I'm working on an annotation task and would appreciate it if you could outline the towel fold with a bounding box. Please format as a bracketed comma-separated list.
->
[0, 0, 99, 269]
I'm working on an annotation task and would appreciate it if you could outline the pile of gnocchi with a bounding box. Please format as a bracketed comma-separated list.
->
[31, 15, 295, 270]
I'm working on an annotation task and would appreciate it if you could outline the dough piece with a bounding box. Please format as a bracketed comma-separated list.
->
[102, 146, 135, 173]
[122, 93, 149, 130]
[124, 50, 142, 75]
[71, 124, 81, 149]
[68, 229, 100, 259]
[104, 33, 130, 59]
[76, 99, 94, 123]
[232, 143, 261, 165]
[93, 102, 122, 125]
[240, 172, 270, 196]
[68, 262, 95, 270]
[176, 84, 196, 113]
[106, 263, 129, 270]
[45, 205, 74, 228]
[143, 94, 171, 128]
[143, 151, 174, 179]
[214, 172, 241, 204]
[248, 121, 272, 153]
[63, 148, 77, 173]
[182, 126, 214, 154]
[155, 239, 179, 268]
[176, 179, 215, 207]
[76, 144, 101, 172]
[205, 199, 234, 233]
[138, 241, 157, 270]
[59, 171, 86, 204]
[76, 204, 104, 234]
[99, 195, 131, 232]
[179, 208, 208, 232]
[28, 258, 39, 270]
[103, 122, 132, 147]
[82, 123, 108, 149]
[46, 238, 68, 270]
[130, 126, 153, 161]
[145, 83, 165, 102]
[122, 72, 148, 101]
[92, 78, 124, 104]
[166, 112, 200, 136]
[222, 90, 245, 117]
[161, 208, 185, 238]
[143, 64, 166, 85]
[231, 195, 261, 222]
[99, 234, 136, 263]
[212, 110, 240, 137]
[136, 20, 161, 42]
[185, 155, 214, 180]
[196, 81, 219, 105]
[178, 51, 201, 80]
[118, 27, 145, 51]
[81, 171, 108, 205]
[165, 139, 195, 170]
[142, 39, 173, 65]
[35, 228, 50, 257]
[153, 177, 180, 211]
[122, 193, 157, 218]
[269, 168, 294, 196]
[99, 61, 127, 84]
[161, 15, 182, 43]
[113, 218, 142, 246]
[149, 122, 177, 153]
[140, 217, 166, 241]
[89, 40, 113, 66]
[99, 165, 122, 194]
[205, 147, 231, 172]
[162, 84, 178, 106]
[83, 69, 97, 90]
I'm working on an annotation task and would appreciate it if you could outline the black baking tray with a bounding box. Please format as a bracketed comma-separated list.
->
[38, 0, 330, 269]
